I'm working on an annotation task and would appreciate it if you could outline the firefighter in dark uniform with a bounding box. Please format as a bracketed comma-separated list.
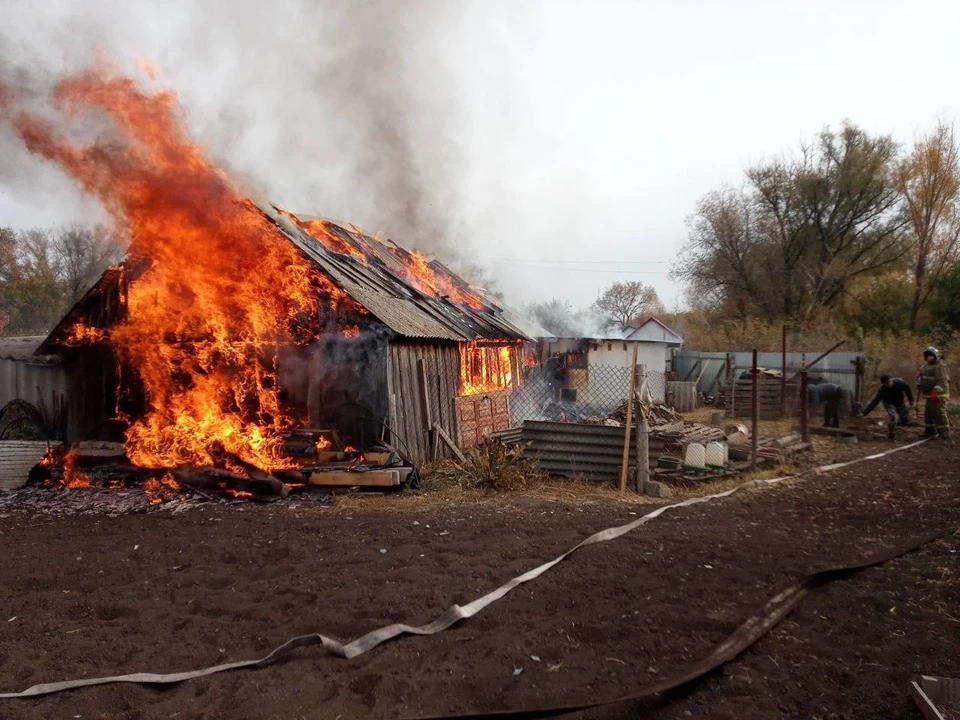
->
[808, 381, 846, 428]
[861, 375, 914, 439]
[916, 347, 950, 439]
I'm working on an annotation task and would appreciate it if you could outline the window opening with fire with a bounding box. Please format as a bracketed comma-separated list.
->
[458, 342, 520, 396]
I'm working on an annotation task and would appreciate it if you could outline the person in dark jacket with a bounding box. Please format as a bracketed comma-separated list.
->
[861, 375, 914, 438]
[808, 381, 847, 428]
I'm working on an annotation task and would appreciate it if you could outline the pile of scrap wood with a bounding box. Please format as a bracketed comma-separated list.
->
[605, 401, 684, 427]
[808, 415, 891, 441]
[651, 421, 726, 450]
[653, 429, 812, 484]
[606, 400, 727, 450]
[38, 430, 417, 500]
[725, 431, 811, 464]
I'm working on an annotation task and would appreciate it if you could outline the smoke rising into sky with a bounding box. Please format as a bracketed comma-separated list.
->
[2, 0, 960, 310]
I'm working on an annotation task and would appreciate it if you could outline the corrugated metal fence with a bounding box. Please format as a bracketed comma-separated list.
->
[0, 358, 68, 412]
[518, 421, 666, 483]
[673, 350, 864, 401]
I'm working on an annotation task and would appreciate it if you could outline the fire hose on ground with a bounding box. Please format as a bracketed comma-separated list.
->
[0, 439, 947, 716]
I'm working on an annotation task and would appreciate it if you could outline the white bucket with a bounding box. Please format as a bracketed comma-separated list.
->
[684, 443, 706, 469]
[705, 442, 724, 467]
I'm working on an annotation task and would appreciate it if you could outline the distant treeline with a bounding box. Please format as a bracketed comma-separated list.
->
[0, 225, 125, 336]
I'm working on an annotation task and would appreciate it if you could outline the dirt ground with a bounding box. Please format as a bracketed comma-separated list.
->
[1, 438, 958, 719]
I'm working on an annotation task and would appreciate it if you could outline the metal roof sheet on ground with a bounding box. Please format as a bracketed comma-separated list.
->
[518, 421, 665, 483]
[0, 440, 60, 490]
[263, 204, 536, 342]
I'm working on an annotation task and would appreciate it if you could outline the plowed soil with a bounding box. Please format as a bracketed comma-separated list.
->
[1, 439, 958, 720]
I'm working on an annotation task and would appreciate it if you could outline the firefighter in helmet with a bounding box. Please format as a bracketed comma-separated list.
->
[916, 347, 951, 439]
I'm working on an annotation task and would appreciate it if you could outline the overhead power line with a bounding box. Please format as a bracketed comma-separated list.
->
[496, 264, 671, 275]
[493, 258, 668, 265]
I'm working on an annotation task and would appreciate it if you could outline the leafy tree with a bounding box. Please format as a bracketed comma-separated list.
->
[929, 264, 960, 332]
[591, 280, 664, 329]
[895, 120, 960, 330]
[679, 123, 910, 326]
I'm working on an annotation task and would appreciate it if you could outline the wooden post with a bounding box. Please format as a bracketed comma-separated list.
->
[620, 342, 639, 492]
[800, 367, 810, 444]
[417, 359, 435, 460]
[751, 348, 759, 469]
[853, 356, 862, 406]
[694, 359, 709, 395]
[635, 364, 649, 494]
[780, 324, 787, 418]
[433, 422, 467, 463]
[726, 353, 735, 419]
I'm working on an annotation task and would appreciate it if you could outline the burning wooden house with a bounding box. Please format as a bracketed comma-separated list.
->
[1, 66, 553, 500]
[35, 204, 541, 466]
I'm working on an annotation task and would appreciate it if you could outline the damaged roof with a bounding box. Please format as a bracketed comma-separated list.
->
[262, 204, 545, 342]
[37, 205, 549, 353]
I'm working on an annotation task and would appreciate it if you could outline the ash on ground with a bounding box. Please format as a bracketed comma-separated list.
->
[0, 484, 334, 517]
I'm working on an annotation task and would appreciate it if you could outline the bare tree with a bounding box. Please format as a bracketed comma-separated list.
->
[54, 224, 125, 306]
[0, 225, 125, 335]
[678, 187, 769, 318]
[526, 298, 582, 336]
[592, 281, 664, 329]
[895, 120, 960, 330]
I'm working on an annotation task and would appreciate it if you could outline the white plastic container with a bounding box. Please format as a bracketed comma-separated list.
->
[684, 443, 706, 469]
[705, 442, 724, 467]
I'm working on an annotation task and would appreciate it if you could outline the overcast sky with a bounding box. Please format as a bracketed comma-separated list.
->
[1, 0, 958, 311]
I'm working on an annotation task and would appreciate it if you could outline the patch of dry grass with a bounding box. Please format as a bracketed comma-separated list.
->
[328, 454, 657, 514]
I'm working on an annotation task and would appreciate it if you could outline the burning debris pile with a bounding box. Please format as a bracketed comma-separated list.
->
[11, 434, 416, 515]
[0, 63, 523, 497]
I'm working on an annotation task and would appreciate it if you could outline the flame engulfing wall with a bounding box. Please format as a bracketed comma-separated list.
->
[2, 63, 535, 468]
[458, 342, 519, 397]
[4, 66, 365, 471]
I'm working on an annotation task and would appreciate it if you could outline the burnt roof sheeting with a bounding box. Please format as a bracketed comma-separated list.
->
[263, 204, 537, 342]
[35, 205, 543, 354]
[0, 337, 59, 363]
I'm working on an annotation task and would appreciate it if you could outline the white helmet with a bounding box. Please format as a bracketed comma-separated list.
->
[924, 347, 939, 360]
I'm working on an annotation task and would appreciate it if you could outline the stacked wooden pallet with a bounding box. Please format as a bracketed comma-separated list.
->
[721, 369, 799, 420]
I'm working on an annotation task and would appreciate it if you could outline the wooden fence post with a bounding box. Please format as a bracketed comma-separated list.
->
[800, 367, 810, 444]
[751, 349, 759, 469]
[620, 343, 639, 493]
[726, 353, 734, 419]
[781, 324, 787, 418]
[635, 364, 649, 493]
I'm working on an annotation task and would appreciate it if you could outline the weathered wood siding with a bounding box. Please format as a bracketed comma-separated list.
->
[387, 342, 460, 464]
[64, 346, 122, 443]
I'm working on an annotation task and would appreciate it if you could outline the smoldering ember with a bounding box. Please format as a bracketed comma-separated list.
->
[0, 28, 959, 720]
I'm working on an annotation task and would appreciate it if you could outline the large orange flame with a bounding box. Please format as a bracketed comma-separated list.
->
[8, 66, 361, 471]
[459, 342, 518, 396]
[61, 449, 91, 488]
